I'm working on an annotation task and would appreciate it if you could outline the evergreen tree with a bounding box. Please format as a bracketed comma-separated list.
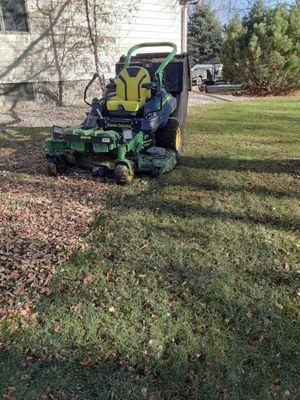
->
[188, 4, 224, 66]
[221, 0, 300, 94]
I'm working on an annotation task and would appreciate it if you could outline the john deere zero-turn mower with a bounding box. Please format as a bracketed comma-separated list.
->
[46, 42, 191, 184]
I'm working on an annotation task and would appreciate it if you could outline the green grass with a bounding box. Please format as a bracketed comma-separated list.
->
[1, 97, 300, 399]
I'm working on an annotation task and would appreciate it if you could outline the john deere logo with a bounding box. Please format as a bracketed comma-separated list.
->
[107, 123, 131, 129]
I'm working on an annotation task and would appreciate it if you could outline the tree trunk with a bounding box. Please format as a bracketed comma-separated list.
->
[84, 0, 106, 93]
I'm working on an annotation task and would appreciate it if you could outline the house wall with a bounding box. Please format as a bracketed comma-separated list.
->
[0, 0, 185, 107]
[118, 0, 182, 54]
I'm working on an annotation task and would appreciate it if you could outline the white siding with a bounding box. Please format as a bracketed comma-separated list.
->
[118, 0, 182, 55]
[0, 0, 184, 85]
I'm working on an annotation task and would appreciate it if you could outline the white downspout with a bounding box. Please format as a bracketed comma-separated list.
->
[180, 0, 188, 52]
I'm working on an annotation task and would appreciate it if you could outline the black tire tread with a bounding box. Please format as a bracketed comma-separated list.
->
[155, 118, 183, 154]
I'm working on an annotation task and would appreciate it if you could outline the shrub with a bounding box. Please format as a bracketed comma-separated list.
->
[222, 1, 300, 94]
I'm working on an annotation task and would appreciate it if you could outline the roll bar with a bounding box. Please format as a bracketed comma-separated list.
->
[124, 42, 177, 85]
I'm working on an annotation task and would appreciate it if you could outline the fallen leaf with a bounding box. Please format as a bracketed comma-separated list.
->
[79, 359, 91, 366]
[14, 285, 25, 296]
[53, 325, 61, 333]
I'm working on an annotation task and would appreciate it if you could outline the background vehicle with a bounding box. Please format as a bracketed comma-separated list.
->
[191, 63, 223, 90]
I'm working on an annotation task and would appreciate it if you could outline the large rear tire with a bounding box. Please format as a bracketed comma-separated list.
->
[169, 88, 189, 154]
[155, 117, 183, 155]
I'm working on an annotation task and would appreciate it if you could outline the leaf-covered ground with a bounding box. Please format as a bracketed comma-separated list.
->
[0, 97, 299, 399]
[0, 125, 109, 318]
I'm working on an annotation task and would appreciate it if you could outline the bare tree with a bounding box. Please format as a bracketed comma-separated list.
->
[4, 0, 141, 106]
[83, 0, 112, 91]
[35, 0, 73, 105]
[83, 0, 141, 92]
[32, 0, 103, 105]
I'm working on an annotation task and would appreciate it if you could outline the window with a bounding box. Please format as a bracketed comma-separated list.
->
[0, 0, 29, 32]
[3, 82, 35, 102]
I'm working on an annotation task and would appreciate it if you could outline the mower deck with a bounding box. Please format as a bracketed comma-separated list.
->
[46, 126, 177, 179]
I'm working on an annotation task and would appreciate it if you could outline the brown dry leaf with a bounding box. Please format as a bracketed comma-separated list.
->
[14, 285, 25, 296]
[103, 287, 109, 295]
[3, 387, 16, 398]
[73, 303, 82, 316]
[53, 325, 62, 333]
[79, 359, 91, 366]
[108, 306, 116, 314]
[20, 309, 29, 317]
[138, 274, 147, 280]
[247, 181, 254, 190]
[83, 275, 91, 285]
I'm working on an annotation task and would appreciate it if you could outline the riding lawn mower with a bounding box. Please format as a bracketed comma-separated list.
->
[46, 42, 191, 184]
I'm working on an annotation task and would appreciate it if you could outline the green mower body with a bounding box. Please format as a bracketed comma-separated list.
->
[46, 42, 191, 184]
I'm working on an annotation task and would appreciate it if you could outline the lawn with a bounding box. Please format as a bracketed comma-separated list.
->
[1, 97, 299, 399]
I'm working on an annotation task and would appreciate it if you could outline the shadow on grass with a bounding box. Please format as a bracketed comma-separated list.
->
[0, 346, 218, 400]
[1, 169, 299, 398]
[162, 156, 300, 201]
[181, 156, 300, 175]
[1, 128, 299, 179]
[1, 229, 299, 400]
[106, 178, 299, 233]
[1, 206, 299, 399]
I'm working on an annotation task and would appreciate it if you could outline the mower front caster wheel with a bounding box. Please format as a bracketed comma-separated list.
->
[92, 166, 110, 178]
[115, 164, 134, 185]
[47, 155, 67, 177]
[151, 167, 161, 178]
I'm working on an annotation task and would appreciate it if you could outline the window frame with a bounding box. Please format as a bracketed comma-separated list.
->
[0, 0, 30, 34]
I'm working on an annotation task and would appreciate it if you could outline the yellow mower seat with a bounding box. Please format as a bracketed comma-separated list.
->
[107, 66, 152, 113]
